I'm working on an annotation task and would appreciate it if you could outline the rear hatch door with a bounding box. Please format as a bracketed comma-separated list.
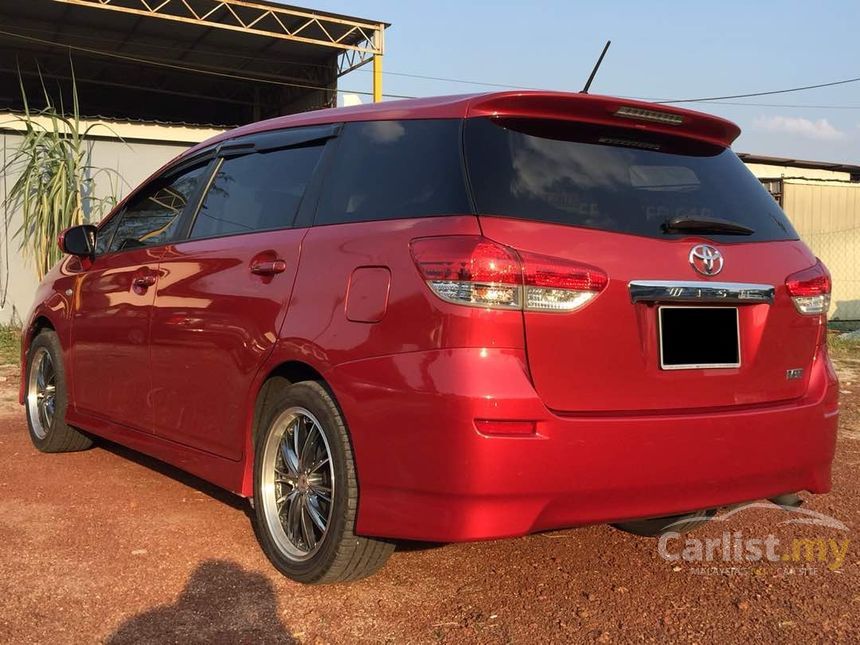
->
[465, 113, 823, 413]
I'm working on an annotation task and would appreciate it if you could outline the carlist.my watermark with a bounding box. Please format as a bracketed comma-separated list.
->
[657, 502, 851, 574]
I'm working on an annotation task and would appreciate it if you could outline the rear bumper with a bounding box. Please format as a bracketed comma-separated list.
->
[326, 347, 839, 542]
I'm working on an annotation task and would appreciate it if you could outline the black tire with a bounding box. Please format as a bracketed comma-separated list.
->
[612, 509, 716, 537]
[24, 330, 92, 453]
[252, 380, 394, 584]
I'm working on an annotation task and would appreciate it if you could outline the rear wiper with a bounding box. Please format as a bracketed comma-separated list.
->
[662, 215, 755, 236]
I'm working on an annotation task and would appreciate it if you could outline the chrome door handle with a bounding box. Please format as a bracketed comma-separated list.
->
[132, 274, 157, 288]
[250, 259, 287, 276]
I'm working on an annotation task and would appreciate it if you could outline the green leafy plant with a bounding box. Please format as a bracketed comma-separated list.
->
[0, 324, 20, 365]
[2, 67, 117, 280]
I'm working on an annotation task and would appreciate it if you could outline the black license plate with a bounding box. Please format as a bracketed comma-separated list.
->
[659, 306, 740, 370]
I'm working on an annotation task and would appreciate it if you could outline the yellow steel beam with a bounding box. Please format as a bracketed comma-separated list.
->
[372, 55, 382, 102]
[49, 0, 383, 55]
[372, 26, 384, 102]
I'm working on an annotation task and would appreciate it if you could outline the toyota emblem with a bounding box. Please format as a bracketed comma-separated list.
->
[689, 244, 724, 276]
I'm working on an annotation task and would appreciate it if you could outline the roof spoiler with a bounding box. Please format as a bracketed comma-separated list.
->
[465, 92, 741, 148]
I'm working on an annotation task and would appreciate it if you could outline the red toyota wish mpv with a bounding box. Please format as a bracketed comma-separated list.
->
[21, 92, 839, 583]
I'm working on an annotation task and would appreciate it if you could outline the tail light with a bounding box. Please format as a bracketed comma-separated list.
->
[521, 251, 608, 311]
[409, 236, 522, 309]
[786, 259, 831, 315]
[410, 236, 608, 313]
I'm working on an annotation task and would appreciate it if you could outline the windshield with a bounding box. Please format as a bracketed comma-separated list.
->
[464, 117, 797, 242]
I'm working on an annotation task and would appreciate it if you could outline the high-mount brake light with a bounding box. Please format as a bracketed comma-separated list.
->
[598, 137, 662, 151]
[785, 259, 831, 315]
[615, 106, 684, 125]
[410, 236, 608, 313]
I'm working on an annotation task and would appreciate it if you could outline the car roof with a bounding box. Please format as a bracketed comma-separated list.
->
[183, 91, 741, 159]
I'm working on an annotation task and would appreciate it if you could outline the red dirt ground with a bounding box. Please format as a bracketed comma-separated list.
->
[1, 350, 858, 644]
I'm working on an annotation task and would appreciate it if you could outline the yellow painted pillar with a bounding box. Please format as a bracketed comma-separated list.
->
[373, 54, 383, 103]
[372, 25, 384, 103]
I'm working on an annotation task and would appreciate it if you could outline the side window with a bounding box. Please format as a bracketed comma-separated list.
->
[94, 211, 121, 256]
[315, 120, 470, 225]
[189, 144, 324, 240]
[107, 164, 208, 253]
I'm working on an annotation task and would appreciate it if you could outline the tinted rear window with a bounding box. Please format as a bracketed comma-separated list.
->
[190, 144, 324, 240]
[465, 117, 797, 242]
[315, 120, 470, 225]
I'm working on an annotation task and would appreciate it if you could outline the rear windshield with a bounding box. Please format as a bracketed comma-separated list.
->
[464, 117, 797, 242]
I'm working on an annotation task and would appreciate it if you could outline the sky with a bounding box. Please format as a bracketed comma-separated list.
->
[302, 0, 860, 163]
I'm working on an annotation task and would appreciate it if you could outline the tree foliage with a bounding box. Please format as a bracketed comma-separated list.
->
[2, 66, 117, 280]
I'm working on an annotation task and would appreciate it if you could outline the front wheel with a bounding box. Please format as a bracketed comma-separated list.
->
[25, 330, 92, 453]
[252, 380, 393, 584]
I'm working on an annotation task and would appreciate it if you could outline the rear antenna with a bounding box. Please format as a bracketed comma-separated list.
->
[581, 40, 611, 94]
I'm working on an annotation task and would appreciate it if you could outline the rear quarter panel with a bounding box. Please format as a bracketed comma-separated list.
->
[274, 215, 526, 370]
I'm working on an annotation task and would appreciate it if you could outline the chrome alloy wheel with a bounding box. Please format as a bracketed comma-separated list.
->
[260, 407, 335, 561]
[27, 347, 56, 440]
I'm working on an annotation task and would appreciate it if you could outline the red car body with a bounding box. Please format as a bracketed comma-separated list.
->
[21, 92, 839, 542]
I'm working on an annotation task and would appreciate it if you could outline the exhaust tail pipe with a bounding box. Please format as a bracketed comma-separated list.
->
[769, 493, 803, 508]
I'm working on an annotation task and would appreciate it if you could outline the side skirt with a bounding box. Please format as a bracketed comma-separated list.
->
[65, 408, 248, 496]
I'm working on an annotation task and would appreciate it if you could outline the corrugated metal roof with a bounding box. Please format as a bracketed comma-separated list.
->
[737, 153, 860, 176]
[0, 0, 386, 126]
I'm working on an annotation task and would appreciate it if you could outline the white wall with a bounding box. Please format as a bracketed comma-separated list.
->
[0, 132, 197, 324]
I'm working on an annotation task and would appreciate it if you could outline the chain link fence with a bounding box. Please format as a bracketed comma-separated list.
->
[782, 179, 860, 322]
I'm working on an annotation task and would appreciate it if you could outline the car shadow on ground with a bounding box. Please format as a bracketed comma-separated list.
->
[95, 437, 249, 512]
[106, 560, 296, 644]
[391, 540, 446, 552]
[95, 436, 448, 554]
